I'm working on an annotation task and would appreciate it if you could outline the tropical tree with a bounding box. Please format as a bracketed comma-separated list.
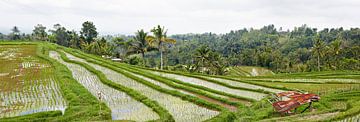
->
[32, 24, 47, 41]
[0, 33, 4, 40]
[194, 45, 211, 69]
[49, 24, 69, 46]
[312, 36, 325, 71]
[328, 38, 342, 69]
[111, 37, 131, 58]
[193, 45, 227, 75]
[127, 29, 157, 64]
[80, 21, 98, 43]
[68, 30, 80, 49]
[147, 25, 176, 70]
[11, 26, 21, 40]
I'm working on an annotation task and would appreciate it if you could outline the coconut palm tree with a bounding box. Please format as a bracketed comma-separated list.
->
[194, 45, 211, 68]
[147, 25, 176, 70]
[329, 39, 342, 69]
[312, 36, 325, 71]
[127, 29, 157, 64]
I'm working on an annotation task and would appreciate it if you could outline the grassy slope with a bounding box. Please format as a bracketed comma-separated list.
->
[1, 41, 359, 121]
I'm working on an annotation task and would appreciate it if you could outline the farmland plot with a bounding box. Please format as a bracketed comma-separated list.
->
[339, 114, 360, 122]
[121, 69, 242, 110]
[239, 78, 360, 83]
[203, 77, 285, 93]
[64, 52, 220, 122]
[257, 82, 360, 93]
[149, 71, 267, 100]
[49, 51, 159, 121]
[0, 45, 66, 118]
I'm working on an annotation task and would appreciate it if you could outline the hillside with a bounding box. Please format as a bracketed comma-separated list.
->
[1, 41, 359, 121]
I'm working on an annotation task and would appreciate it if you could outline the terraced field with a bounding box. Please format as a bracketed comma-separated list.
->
[228, 66, 274, 77]
[49, 51, 159, 121]
[149, 71, 267, 100]
[1, 42, 360, 122]
[63, 52, 220, 121]
[0, 44, 66, 118]
[339, 114, 360, 122]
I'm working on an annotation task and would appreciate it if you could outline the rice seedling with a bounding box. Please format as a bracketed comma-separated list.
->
[49, 51, 159, 121]
[203, 77, 285, 93]
[0, 45, 66, 118]
[149, 71, 267, 100]
[240, 78, 360, 83]
[64, 52, 220, 121]
[338, 114, 360, 122]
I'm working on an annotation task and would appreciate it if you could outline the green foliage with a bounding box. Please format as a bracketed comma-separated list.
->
[10, 26, 21, 40]
[166, 25, 360, 73]
[80, 21, 98, 43]
[49, 24, 70, 47]
[147, 25, 176, 70]
[32, 24, 47, 41]
[125, 55, 144, 65]
[80, 38, 114, 56]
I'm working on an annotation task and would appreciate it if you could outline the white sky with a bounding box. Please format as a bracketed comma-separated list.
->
[0, 0, 359, 35]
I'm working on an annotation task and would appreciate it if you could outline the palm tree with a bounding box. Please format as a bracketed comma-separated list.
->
[194, 46, 211, 69]
[127, 29, 157, 64]
[312, 36, 325, 71]
[194, 46, 226, 75]
[147, 25, 176, 70]
[329, 39, 342, 69]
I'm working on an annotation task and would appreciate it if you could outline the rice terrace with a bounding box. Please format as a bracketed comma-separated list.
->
[1, 0, 360, 122]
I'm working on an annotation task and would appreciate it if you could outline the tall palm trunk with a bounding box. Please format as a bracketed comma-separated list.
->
[141, 51, 145, 66]
[159, 42, 164, 70]
[317, 52, 320, 71]
[160, 49, 163, 70]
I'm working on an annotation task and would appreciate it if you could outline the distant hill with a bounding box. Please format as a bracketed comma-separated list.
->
[227, 66, 274, 77]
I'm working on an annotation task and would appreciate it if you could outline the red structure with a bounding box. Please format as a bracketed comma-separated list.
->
[269, 91, 320, 115]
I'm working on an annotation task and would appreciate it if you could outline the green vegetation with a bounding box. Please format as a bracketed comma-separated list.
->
[1, 19, 359, 121]
[227, 66, 274, 77]
[0, 42, 111, 121]
[55, 49, 174, 121]
[0, 41, 359, 121]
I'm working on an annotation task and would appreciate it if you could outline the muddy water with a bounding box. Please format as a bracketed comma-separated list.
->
[49, 51, 159, 121]
[0, 45, 66, 118]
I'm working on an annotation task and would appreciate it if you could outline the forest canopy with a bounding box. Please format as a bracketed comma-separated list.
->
[1, 23, 359, 74]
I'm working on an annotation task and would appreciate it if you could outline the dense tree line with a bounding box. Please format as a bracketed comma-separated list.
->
[1, 23, 359, 74]
[167, 25, 360, 73]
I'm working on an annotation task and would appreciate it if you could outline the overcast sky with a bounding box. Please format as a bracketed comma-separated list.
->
[0, 0, 359, 35]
